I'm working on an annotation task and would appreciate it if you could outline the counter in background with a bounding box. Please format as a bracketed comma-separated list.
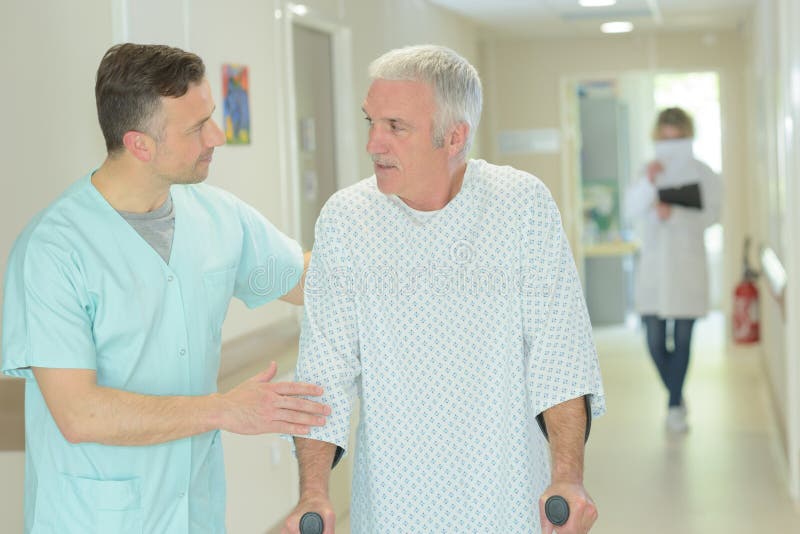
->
[583, 241, 640, 326]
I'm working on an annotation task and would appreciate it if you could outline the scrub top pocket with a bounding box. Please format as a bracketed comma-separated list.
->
[60, 475, 143, 534]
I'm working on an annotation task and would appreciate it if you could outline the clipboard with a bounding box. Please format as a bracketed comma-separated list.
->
[658, 182, 702, 209]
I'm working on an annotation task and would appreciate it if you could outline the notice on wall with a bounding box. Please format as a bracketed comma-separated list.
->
[497, 128, 561, 154]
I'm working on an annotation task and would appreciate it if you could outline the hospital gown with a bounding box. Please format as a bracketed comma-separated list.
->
[296, 158, 606, 533]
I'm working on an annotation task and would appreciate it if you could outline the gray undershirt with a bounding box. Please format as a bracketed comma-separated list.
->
[118, 195, 175, 264]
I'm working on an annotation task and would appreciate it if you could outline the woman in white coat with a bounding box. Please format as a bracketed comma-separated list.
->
[625, 107, 722, 433]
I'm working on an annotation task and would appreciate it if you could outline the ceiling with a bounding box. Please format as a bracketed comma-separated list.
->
[427, 0, 755, 38]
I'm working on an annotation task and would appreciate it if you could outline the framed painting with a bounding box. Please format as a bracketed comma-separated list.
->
[222, 64, 251, 144]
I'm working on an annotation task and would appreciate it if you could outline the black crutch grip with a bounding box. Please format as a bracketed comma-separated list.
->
[545, 495, 570, 527]
[299, 512, 324, 534]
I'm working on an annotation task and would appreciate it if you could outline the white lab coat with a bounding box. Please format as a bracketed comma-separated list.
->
[625, 158, 722, 318]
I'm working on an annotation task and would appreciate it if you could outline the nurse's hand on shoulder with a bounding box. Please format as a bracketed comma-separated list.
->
[655, 202, 672, 221]
[646, 160, 663, 184]
[216, 361, 330, 435]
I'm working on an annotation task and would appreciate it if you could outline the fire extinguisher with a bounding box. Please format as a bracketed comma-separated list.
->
[733, 237, 759, 344]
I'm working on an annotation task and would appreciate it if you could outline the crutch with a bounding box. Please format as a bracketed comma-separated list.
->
[537, 395, 593, 527]
[299, 512, 324, 534]
[297, 446, 345, 534]
[298, 498, 569, 532]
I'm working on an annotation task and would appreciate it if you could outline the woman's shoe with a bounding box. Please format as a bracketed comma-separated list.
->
[666, 406, 689, 433]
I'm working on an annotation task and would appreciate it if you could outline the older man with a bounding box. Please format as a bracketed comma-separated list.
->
[285, 45, 605, 534]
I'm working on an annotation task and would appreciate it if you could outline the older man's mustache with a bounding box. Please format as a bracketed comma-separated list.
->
[371, 156, 399, 168]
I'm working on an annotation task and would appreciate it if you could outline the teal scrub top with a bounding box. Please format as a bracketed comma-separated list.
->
[1, 174, 303, 533]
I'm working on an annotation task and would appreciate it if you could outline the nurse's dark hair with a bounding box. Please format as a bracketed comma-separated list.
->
[652, 107, 694, 139]
[95, 43, 205, 155]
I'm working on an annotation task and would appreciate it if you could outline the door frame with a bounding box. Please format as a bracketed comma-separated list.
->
[275, 4, 357, 246]
[559, 71, 644, 285]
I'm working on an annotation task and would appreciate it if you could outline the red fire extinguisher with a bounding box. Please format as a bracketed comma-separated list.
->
[733, 237, 759, 344]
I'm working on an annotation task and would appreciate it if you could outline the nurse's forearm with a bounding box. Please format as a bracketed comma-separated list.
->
[294, 437, 336, 497]
[542, 396, 587, 483]
[33, 367, 221, 444]
[67, 387, 224, 445]
[32, 365, 327, 446]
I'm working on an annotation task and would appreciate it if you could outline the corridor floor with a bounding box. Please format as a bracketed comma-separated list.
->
[584, 313, 800, 533]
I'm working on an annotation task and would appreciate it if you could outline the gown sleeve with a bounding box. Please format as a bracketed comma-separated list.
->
[292, 202, 361, 452]
[522, 182, 606, 419]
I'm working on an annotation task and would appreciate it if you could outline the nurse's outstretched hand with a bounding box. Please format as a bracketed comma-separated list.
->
[216, 361, 330, 435]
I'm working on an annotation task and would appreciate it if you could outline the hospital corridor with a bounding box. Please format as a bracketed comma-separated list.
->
[3, 0, 800, 532]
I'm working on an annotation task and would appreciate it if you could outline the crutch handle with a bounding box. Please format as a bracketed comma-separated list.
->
[545, 495, 570, 526]
[299, 512, 324, 534]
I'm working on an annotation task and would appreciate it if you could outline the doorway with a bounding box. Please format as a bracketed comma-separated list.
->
[566, 70, 724, 326]
[292, 24, 338, 250]
[281, 13, 357, 252]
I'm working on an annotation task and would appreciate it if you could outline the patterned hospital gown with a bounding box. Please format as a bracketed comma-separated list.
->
[296, 159, 605, 533]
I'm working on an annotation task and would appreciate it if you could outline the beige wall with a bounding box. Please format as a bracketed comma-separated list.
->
[745, 0, 786, 453]
[0, 0, 113, 368]
[744, 0, 800, 498]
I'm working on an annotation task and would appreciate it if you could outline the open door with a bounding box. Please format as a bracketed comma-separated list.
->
[292, 24, 338, 250]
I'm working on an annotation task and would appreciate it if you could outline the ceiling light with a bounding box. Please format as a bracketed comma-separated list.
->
[601, 21, 634, 33]
[288, 3, 308, 16]
[580, 0, 617, 6]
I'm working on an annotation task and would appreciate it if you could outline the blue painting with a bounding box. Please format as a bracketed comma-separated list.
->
[222, 64, 251, 144]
